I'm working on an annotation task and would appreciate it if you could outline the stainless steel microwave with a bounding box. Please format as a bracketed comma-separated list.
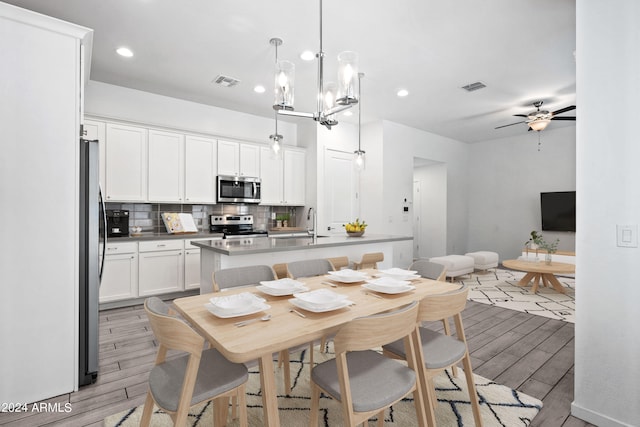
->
[217, 175, 261, 204]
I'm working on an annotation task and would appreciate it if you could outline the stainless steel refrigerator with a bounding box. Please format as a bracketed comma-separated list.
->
[78, 138, 106, 386]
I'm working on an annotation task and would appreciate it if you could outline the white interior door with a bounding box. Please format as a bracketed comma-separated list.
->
[324, 149, 359, 234]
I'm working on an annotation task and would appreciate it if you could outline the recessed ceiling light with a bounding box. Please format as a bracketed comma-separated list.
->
[300, 50, 315, 61]
[116, 47, 134, 58]
[254, 85, 266, 93]
[397, 89, 409, 97]
[343, 110, 353, 117]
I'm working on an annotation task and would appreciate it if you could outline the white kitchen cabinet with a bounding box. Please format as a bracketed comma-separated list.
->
[184, 237, 220, 290]
[148, 129, 184, 202]
[83, 119, 106, 188]
[260, 147, 306, 206]
[138, 240, 184, 296]
[105, 123, 147, 201]
[218, 140, 260, 177]
[240, 143, 260, 177]
[185, 135, 217, 203]
[99, 242, 138, 303]
[260, 146, 284, 205]
[283, 148, 306, 205]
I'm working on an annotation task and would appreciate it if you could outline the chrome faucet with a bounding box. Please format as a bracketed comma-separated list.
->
[307, 207, 317, 238]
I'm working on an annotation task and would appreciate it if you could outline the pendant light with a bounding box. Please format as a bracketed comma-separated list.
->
[354, 73, 365, 171]
[269, 38, 284, 155]
[272, 0, 358, 129]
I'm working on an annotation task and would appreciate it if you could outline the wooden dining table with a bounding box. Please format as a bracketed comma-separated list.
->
[172, 269, 461, 427]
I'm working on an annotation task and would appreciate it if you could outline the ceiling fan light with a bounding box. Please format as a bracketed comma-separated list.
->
[529, 119, 550, 131]
[273, 60, 295, 110]
[336, 51, 359, 105]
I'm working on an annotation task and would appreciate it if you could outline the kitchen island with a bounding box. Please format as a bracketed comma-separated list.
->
[192, 234, 412, 293]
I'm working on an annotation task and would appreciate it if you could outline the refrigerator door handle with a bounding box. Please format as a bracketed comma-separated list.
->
[99, 184, 107, 282]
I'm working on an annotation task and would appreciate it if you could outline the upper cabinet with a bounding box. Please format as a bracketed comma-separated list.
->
[185, 135, 217, 203]
[260, 146, 306, 206]
[148, 129, 184, 203]
[283, 148, 306, 206]
[218, 140, 260, 177]
[259, 146, 284, 205]
[105, 123, 147, 202]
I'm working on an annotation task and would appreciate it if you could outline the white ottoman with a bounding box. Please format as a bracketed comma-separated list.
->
[465, 251, 499, 271]
[428, 255, 475, 282]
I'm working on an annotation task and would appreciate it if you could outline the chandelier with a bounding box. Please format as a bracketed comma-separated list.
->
[272, 0, 359, 129]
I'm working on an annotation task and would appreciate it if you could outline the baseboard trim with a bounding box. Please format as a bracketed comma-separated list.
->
[571, 401, 635, 427]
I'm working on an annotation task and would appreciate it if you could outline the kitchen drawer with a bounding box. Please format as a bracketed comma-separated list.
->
[102, 241, 138, 255]
[139, 240, 183, 252]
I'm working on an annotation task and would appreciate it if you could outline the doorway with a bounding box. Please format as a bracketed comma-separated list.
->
[413, 158, 447, 259]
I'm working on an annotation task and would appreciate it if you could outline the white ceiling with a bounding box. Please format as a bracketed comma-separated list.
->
[5, 0, 576, 143]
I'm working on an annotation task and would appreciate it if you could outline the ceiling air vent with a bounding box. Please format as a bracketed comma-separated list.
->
[461, 81, 487, 92]
[213, 74, 241, 87]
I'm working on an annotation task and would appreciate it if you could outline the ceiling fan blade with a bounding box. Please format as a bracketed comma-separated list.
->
[513, 114, 528, 118]
[551, 105, 576, 115]
[551, 116, 576, 121]
[495, 120, 526, 129]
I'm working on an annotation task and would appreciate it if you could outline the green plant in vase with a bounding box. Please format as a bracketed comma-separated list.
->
[539, 237, 560, 264]
[525, 231, 544, 261]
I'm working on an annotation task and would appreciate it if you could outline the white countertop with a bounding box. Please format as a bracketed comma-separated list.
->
[191, 234, 412, 256]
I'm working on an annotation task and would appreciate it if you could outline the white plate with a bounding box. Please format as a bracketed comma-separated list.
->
[377, 268, 420, 281]
[256, 284, 309, 296]
[289, 298, 353, 313]
[208, 292, 266, 315]
[362, 283, 416, 295]
[366, 277, 412, 288]
[259, 278, 306, 290]
[292, 289, 349, 308]
[327, 269, 369, 283]
[204, 302, 271, 318]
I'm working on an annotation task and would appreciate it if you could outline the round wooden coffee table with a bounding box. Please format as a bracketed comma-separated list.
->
[502, 259, 575, 294]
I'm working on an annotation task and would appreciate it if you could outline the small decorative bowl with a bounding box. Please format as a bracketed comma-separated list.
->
[346, 231, 364, 237]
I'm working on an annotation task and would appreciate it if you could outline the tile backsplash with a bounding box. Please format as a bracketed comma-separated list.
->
[105, 203, 302, 233]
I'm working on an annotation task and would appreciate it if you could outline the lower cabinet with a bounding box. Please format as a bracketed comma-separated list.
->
[100, 242, 138, 303]
[99, 237, 221, 304]
[138, 240, 184, 297]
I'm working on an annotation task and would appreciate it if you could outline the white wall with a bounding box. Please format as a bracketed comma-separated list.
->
[413, 162, 447, 258]
[382, 121, 470, 256]
[85, 81, 298, 145]
[572, 1, 640, 426]
[467, 126, 576, 260]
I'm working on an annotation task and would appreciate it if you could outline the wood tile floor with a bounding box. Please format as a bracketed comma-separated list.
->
[0, 299, 595, 426]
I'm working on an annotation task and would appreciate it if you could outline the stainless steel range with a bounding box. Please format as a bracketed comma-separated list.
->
[209, 214, 268, 239]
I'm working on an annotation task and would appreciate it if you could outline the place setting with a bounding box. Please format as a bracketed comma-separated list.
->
[321, 268, 370, 286]
[255, 277, 309, 296]
[362, 276, 416, 295]
[374, 267, 421, 281]
[288, 288, 354, 313]
[204, 291, 271, 319]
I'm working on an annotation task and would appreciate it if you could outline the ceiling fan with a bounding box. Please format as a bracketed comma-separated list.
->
[495, 101, 576, 132]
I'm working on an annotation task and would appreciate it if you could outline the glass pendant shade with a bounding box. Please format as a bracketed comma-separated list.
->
[274, 60, 295, 110]
[336, 51, 359, 105]
[322, 82, 338, 124]
[353, 150, 365, 171]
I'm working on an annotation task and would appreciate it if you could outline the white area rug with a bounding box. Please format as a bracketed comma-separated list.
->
[105, 347, 542, 426]
[465, 268, 575, 323]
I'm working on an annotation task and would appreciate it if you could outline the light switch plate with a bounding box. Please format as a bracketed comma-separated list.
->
[617, 224, 638, 247]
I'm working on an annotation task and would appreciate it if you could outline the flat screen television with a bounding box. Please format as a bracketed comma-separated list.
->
[540, 191, 576, 232]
